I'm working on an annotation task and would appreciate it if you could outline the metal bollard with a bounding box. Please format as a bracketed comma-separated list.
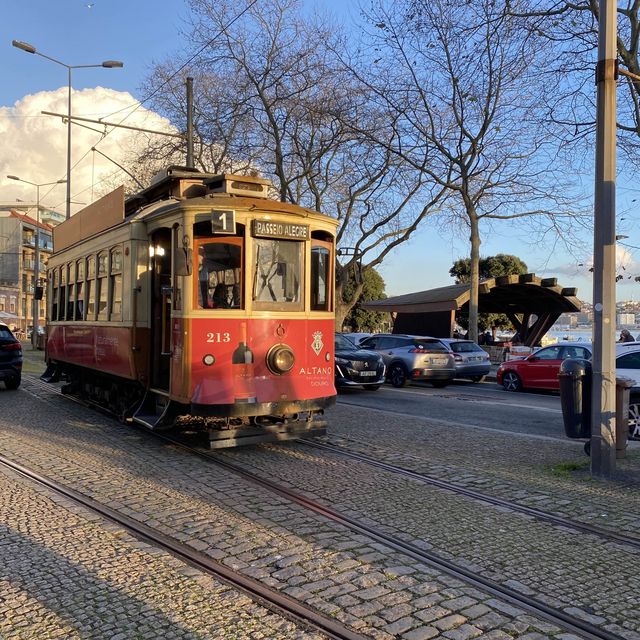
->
[615, 377, 634, 459]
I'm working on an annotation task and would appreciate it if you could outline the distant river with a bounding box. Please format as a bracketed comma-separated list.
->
[496, 327, 637, 345]
[539, 327, 640, 344]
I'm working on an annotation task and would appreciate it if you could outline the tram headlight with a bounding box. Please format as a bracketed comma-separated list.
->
[203, 354, 216, 366]
[266, 344, 295, 375]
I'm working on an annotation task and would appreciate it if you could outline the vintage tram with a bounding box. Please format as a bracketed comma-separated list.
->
[42, 167, 338, 447]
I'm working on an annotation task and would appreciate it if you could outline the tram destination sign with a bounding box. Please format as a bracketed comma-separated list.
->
[251, 220, 309, 240]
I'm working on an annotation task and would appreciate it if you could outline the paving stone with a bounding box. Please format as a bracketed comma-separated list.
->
[433, 613, 467, 631]
[404, 626, 440, 640]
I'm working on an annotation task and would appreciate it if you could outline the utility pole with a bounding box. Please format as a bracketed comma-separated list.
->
[186, 77, 194, 169]
[591, 0, 618, 477]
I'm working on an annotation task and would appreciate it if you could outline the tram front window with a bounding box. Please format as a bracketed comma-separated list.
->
[253, 239, 302, 309]
[196, 239, 242, 309]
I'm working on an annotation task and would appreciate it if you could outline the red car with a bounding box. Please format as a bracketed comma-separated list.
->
[496, 343, 592, 392]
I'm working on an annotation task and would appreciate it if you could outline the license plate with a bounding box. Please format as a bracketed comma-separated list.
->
[431, 357, 447, 365]
[360, 370, 378, 377]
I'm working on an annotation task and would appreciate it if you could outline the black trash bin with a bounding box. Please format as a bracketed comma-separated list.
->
[558, 358, 592, 439]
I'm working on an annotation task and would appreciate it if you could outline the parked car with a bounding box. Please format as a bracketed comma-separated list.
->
[340, 332, 373, 346]
[359, 334, 456, 388]
[334, 333, 386, 390]
[0, 323, 22, 390]
[496, 341, 640, 392]
[437, 338, 491, 382]
[498, 340, 640, 441]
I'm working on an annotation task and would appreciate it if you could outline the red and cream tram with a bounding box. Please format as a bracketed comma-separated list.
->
[42, 168, 338, 447]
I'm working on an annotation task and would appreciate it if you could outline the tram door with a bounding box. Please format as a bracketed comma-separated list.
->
[150, 229, 173, 390]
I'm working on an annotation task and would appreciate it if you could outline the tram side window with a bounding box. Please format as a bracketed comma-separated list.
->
[66, 263, 75, 320]
[196, 240, 242, 309]
[75, 259, 85, 320]
[50, 269, 58, 321]
[110, 247, 122, 320]
[97, 252, 108, 320]
[311, 243, 331, 311]
[253, 239, 302, 309]
[87, 256, 96, 319]
[59, 263, 67, 321]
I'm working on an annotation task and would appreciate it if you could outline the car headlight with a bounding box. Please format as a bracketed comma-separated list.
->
[335, 357, 350, 366]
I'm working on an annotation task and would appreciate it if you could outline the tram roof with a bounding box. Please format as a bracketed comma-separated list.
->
[52, 168, 337, 253]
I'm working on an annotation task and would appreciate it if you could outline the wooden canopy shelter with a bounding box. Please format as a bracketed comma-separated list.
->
[361, 273, 582, 347]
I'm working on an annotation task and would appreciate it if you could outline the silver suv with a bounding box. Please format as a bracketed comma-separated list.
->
[359, 334, 456, 388]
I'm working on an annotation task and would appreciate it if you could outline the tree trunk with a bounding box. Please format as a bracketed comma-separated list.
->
[468, 215, 481, 343]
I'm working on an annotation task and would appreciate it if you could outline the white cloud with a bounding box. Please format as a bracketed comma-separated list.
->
[0, 87, 176, 215]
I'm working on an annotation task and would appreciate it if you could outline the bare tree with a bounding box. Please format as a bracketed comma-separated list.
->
[346, 0, 588, 341]
[506, 0, 640, 163]
[133, 0, 448, 326]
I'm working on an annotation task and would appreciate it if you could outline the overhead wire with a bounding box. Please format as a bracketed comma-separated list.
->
[31, 0, 259, 212]
[77, 0, 258, 205]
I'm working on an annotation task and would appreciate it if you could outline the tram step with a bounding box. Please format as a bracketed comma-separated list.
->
[132, 389, 174, 430]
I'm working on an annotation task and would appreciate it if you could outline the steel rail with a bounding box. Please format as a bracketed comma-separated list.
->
[0, 453, 367, 640]
[300, 439, 640, 550]
[23, 377, 626, 640]
[170, 446, 626, 640]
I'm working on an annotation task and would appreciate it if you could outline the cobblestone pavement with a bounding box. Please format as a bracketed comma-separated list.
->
[322, 403, 640, 530]
[0, 360, 637, 639]
[0, 464, 324, 640]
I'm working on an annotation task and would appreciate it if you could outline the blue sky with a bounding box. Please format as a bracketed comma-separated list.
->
[1, 0, 637, 303]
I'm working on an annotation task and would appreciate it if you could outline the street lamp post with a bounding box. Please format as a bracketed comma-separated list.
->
[7, 175, 66, 348]
[12, 40, 123, 220]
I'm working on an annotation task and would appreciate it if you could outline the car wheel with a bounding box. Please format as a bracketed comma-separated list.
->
[502, 371, 521, 392]
[584, 440, 591, 456]
[628, 398, 640, 440]
[389, 364, 409, 388]
[470, 375, 485, 383]
[4, 376, 21, 390]
[365, 384, 381, 391]
[431, 380, 448, 388]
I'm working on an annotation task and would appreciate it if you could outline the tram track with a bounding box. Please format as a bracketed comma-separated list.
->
[165, 440, 627, 640]
[300, 439, 640, 550]
[0, 452, 366, 640]
[22, 375, 633, 640]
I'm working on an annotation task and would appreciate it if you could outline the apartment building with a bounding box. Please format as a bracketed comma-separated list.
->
[0, 205, 57, 334]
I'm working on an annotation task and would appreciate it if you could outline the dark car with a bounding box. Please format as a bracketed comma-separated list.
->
[334, 333, 386, 390]
[437, 338, 491, 382]
[0, 323, 22, 389]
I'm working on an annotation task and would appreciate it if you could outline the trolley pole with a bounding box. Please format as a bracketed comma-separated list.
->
[591, 0, 618, 477]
